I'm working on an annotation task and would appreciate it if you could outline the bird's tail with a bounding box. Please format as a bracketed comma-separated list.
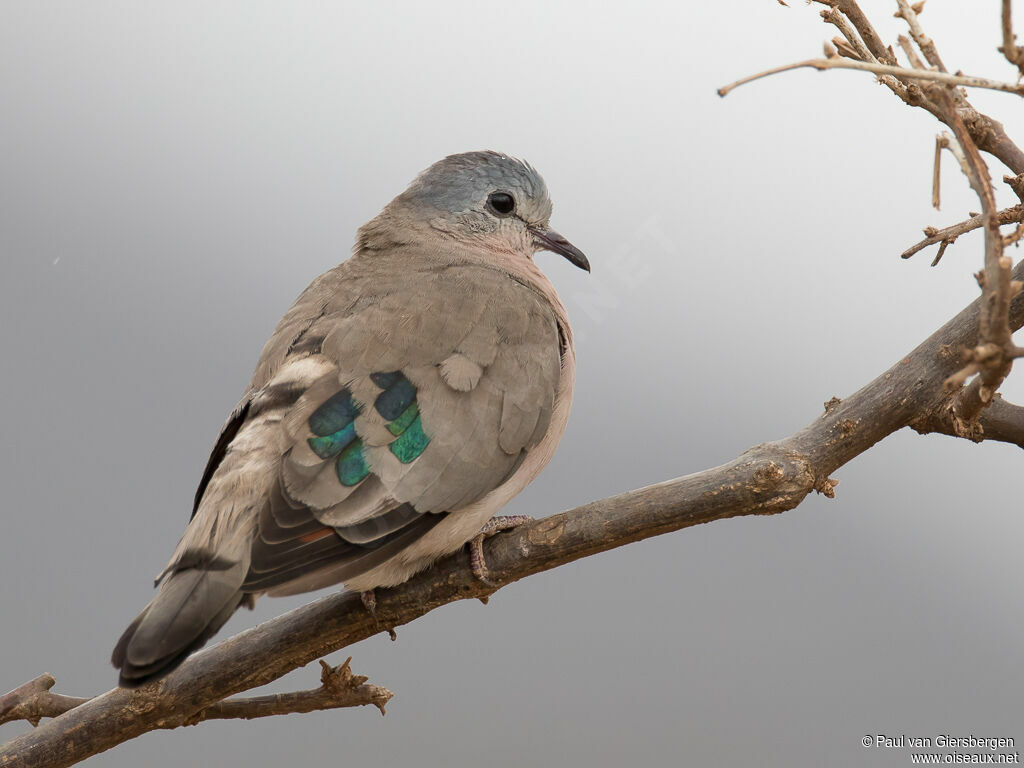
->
[111, 557, 248, 687]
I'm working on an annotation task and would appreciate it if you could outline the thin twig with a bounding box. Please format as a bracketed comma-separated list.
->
[937, 130, 972, 180]
[895, 0, 948, 73]
[932, 134, 945, 209]
[820, 6, 913, 96]
[900, 203, 1024, 261]
[811, 0, 896, 64]
[717, 56, 1024, 98]
[820, 7, 875, 62]
[897, 33, 927, 71]
[815, 0, 1024, 175]
[1001, 0, 1024, 78]
[1004, 220, 1024, 248]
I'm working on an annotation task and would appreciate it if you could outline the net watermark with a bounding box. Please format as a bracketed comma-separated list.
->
[862, 734, 1019, 764]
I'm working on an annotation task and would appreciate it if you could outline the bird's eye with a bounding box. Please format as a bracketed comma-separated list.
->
[487, 192, 515, 216]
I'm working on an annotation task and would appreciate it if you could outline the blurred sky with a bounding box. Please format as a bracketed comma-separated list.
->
[2, 2, 1022, 766]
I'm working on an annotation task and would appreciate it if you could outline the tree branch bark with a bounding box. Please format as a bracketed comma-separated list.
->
[912, 393, 1024, 448]
[3, 259, 1023, 768]
[900, 204, 1024, 263]
[0, 659, 390, 731]
[1000, 0, 1024, 78]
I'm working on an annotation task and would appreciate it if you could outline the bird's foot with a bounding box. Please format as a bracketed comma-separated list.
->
[468, 515, 534, 593]
[360, 590, 377, 615]
[360, 589, 397, 641]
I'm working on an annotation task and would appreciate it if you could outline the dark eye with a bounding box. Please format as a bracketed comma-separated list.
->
[487, 192, 515, 215]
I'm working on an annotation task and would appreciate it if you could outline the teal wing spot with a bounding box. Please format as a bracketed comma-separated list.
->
[390, 414, 430, 463]
[309, 389, 361, 436]
[375, 377, 416, 420]
[307, 421, 357, 459]
[370, 371, 402, 389]
[336, 439, 370, 486]
[387, 402, 420, 437]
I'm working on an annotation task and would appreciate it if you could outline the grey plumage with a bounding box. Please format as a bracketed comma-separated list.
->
[112, 151, 587, 686]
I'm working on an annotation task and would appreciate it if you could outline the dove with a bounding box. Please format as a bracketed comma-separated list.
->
[111, 150, 588, 687]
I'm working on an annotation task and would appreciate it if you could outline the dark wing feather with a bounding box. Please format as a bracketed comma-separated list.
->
[192, 400, 250, 518]
[244, 477, 444, 593]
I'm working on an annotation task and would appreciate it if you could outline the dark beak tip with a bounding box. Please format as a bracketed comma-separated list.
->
[531, 226, 590, 274]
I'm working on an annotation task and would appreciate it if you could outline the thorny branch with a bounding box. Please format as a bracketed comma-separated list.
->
[3, 3, 1024, 768]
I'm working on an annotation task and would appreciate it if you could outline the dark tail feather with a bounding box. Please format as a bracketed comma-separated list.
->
[112, 560, 246, 687]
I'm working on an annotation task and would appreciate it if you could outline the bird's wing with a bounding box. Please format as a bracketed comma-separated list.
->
[201, 256, 564, 595]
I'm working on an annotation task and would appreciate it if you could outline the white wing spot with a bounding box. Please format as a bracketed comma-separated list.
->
[439, 353, 483, 392]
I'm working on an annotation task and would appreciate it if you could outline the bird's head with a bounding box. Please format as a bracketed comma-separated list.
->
[386, 150, 589, 272]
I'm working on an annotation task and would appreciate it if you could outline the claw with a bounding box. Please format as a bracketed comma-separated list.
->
[360, 590, 377, 616]
[360, 590, 397, 640]
[467, 515, 534, 588]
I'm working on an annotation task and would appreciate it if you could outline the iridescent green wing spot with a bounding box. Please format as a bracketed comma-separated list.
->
[372, 371, 431, 464]
[336, 438, 370, 486]
[306, 387, 369, 484]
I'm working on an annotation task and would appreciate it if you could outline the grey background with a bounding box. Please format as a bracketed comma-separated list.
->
[2, 2, 1022, 766]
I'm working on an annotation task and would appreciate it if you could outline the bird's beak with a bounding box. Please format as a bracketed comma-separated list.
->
[529, 225, 590, 272]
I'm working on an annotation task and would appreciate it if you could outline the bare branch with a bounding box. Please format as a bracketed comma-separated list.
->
[0, 677, 85, 729]
[0, 659, 390, 732]
[895, 0, 948, 73]
[820, 7, 875, 62]
[897, 33, 927, 71]
[913, 393, 1024, 448]
[930, 89, 1020, 426]
[1007, 172, 1024, 202]
[812, 0, 896, 64]
[901, 204, 1024, 262]
[932, 134, 945, 209]
[716, 56, 1024, 98]
[817, 0, 1024, 175]
[184, 658, 392, 723]
[1000, 0, 1024, 78]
